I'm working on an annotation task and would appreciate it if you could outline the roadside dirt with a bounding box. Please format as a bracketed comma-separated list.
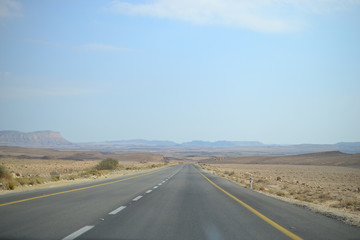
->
[0, 168, 156, 195]
[200, 163, 360, 227]
[0, 158, 169, 195]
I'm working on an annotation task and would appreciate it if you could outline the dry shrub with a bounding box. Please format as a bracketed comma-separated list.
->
[331, 199, 360, 211]
[80, 168, 102, 178]
[276, 191, 286, 197]
[50, 171, 61, 181]
[256, 179, 269, 184]
[17, 176, 45, 185]
[224, 170, 235, 176]
[95, 158, 119, 170]
[17, 177, 31, 185]
[318, 193, 332, 201]
[64, 174, 77, 180]
[295, 195, 314, 203]
[0, 165, 12, 180]
[2, 178, 18, 190]
[0, 165, 18, 190]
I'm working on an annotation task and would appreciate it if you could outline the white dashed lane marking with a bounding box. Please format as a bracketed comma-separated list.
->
[132, 195, 143, 201]
[109, 206, 126, 215]
[62, 226, 94, 240]
[61, 173, 178, 240]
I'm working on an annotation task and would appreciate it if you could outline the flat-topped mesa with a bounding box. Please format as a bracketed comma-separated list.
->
[0, 130, 72, 147]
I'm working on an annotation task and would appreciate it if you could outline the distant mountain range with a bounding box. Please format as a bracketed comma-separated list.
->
[0, 131, 71, 147]
[181, 140, 264, 147]
[0, 131, 264, 148]
[102, 140, 264, 148]
[1, 130, 360, 154]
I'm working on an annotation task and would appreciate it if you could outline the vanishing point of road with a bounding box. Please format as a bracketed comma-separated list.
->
[0, 163, 359, 240]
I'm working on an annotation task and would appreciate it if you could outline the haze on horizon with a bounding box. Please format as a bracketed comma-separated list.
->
[0, 0, 359, 145]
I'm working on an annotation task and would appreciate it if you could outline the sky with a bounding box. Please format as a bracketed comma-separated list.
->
[0, 0, 359, 144]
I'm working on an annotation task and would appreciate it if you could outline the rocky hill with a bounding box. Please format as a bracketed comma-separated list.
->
[0, 131, 72, 147]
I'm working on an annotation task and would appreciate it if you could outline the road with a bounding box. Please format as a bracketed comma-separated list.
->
[0, 163, 359, 240]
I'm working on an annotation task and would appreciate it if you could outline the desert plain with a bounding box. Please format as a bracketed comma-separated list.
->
[1, 147, 360, 227]
[0, 146, 169, 192]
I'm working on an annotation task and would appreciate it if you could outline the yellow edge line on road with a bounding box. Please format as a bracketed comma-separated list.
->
[196, 168, 303, 240]
[0, 168, 163, 207]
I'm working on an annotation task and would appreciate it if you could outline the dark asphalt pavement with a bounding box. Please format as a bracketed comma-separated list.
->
[0, 163, 359, 240]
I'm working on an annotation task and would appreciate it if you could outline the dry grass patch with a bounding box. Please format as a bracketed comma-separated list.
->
[0, 165, 18, 190]
[0, 158, 169, 192]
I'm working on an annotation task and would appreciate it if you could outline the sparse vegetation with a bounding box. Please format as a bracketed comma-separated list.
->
[276, 191, 286, 197]
[50, 171, 61, 181]
[0, 156, 169, 191]
[224, 170, 235, 176]
[256, 179, 268, 184]
[64, 174, 77, 181]
[0, 165, 18, 190]
[331, 198, 360, 211]
[1, 165, 47, 189]
[0, 165, 10, 179]
[200, 163, 360, 226]
[14, 176, 46, 186]
[17, 177, 31, 185]
[95, 158, 119, 170]
[318, 193, 332, 201]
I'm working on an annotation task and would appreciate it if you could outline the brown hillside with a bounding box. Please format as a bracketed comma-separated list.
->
[200, 151, 360, 168]
[0, 146, 164, 162]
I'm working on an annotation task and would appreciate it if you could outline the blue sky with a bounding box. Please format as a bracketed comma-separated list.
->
[0, 0, 359, 144]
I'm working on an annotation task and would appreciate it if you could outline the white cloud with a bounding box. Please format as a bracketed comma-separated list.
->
[109, 0, 360, 32]
[0, 0, 22, 18]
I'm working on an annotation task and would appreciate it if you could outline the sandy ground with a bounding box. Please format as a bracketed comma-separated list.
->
[200, 163, 360, 227]
[0, 146, 165, 162]
[0, 168, 157, 195]
[1, 158, 98, 177]
[0, 158, 168, 194]
[199, 151, 360, 167]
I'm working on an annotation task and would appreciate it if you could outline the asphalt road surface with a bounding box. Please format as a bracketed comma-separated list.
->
[0, 163, 359, 240]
